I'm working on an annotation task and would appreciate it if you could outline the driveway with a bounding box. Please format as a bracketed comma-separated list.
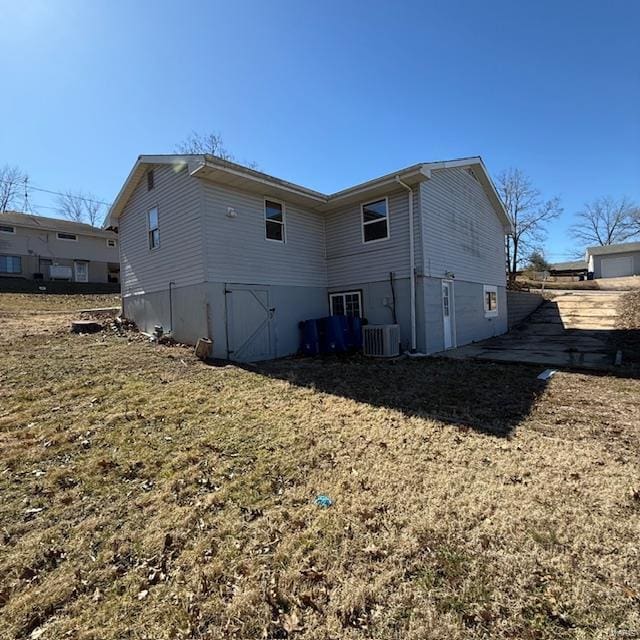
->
[441, 291, 625, 369]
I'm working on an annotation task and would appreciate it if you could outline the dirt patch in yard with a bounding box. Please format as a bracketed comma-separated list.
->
[0, 295, 638, 639]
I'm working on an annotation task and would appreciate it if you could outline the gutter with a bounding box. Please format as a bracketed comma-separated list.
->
[395, 176, 417, 352]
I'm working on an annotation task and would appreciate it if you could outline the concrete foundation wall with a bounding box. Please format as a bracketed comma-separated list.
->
[507, 290, 544, 327]
[205, 282, 328, 359]
[123, 277, 508, 362]
[328, 277, 426, 353]
[122, 283, 210, 345]
[123, 282, 328, 360]
[422, 277, 508, 354]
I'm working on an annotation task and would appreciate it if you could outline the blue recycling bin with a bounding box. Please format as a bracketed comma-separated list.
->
[300, 319, 320, 356]
[320, 315, 348, 353]
[348, 316, 363, 350]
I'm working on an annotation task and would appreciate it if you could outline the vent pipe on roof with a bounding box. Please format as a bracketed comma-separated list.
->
[395, 176, 416, 353]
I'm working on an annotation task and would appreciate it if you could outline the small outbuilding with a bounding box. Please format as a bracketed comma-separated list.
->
[586, 242, 640, 279]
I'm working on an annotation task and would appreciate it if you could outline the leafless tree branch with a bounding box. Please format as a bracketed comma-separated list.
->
[175, 131, 234, 160]
[570, 196, 639, 247]
[495, 168, 562, 282]
[0, 164, 28, 212]
[57, 190, 103, 226]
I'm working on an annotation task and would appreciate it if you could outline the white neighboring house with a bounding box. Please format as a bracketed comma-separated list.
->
[586, 242, 640, 279]
[106, 154, 513, 361]
[0, 212, 119, 284]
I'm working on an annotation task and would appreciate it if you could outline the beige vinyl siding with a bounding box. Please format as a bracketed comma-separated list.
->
[420, 167, 507, 286]
[0, 226, 118, 263]
[119, 165, 204, 296]
[325, 187, 421, 288]
[201, 181, 327, 287]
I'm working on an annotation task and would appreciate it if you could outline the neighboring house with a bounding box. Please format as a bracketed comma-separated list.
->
[0, 211, 120, 283]
[549, 260, 588, 281]
[106, 154, 513, 362]
[586, 242, 640, 279]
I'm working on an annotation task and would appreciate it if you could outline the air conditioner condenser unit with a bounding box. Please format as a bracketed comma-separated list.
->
[362, 324, 401, 357]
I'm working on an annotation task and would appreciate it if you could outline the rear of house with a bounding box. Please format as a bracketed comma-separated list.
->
[0, 212, 120, 284]
[107, 155, 511, 361]
[587, 242, 640, 279]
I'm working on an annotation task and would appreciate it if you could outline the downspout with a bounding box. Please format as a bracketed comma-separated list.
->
[395, 176, 416, 352]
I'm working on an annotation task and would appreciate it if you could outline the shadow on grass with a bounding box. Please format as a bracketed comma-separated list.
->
[244, 356, 550, 438]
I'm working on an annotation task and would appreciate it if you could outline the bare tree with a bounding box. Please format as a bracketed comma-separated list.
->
[0, 164, 28, 212]
[631, 206, 640, 237]
[174, 131, 258, 168]
[175, 131, 234, 160]
[57, 190, 103, 226]
[495, 168, 562, 283]
[571, 196, 639, 247]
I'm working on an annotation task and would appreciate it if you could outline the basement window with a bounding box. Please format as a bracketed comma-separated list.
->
[483, 285, 498, 318]
[362, 198, 389, 243]
[0, 255, 21, 273]
[265, 199, 285, 242]
[148, 207, 159, 249]
[329, 291, 362, 318]
[57, 232, 77, 241]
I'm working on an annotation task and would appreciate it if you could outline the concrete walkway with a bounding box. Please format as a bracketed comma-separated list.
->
[441, 291, 625, 369]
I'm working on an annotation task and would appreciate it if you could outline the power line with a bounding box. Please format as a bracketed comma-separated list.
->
[0, 178, 112, 207]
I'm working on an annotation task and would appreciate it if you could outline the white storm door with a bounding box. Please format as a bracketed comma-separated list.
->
[74, 261, 89, 283]
[442, 281, 454, 349]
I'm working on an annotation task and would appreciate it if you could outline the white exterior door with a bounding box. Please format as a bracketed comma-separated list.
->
[74, 261, 88, 283]
[225, 286, 274, 362]
[601, 256, 633, 279]
[442, 281, 454, 349]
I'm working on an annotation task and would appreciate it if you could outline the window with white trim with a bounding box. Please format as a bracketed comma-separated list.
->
[148, 207, 159, 249]
[483, 285, 498, 317]
[265, 199, 285, 242]
[329, 291, 362, 318]
[57, 232, 77, 241]
[106, 238, 117, 248]
[361, 198, 389, 243]
[0, 255, 21, 273]
[0, 224, 15, 234]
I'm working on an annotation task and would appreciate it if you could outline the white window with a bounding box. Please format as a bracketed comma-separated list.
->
[265, 199, 285, 242]
[0, 255, 21, 273]
[106, 238, 117, 248]
[483, 285, 498, 317]
[329, 291, 362, 318]
[0, 225, 15, 234]
[57, 232, 77, 241]
[148, 207, 159, 249]
[361, 198, 389, 243]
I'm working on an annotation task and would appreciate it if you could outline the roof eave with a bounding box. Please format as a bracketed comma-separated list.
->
[104, 155, 199, 228]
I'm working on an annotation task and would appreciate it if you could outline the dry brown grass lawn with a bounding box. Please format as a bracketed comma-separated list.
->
[0, 295, 639, 639]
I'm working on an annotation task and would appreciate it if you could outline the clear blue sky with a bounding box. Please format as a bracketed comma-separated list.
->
[1, 0, 638, 260]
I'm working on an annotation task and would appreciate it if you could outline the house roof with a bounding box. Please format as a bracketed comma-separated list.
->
[106, 154, 513, 234]
[550, 260, 587, 271]
[0, 211, 116, 239]
[586, 241, 640, 257]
